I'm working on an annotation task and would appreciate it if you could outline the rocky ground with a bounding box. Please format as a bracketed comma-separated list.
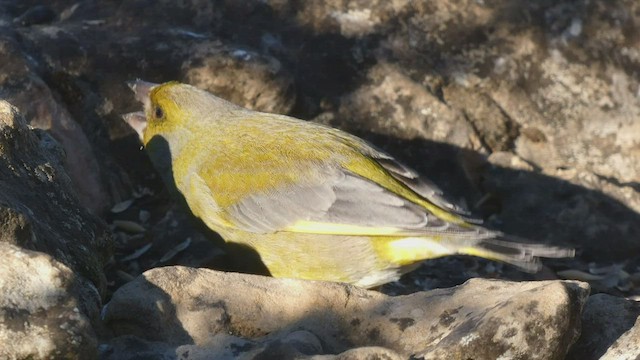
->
[1, 0, 639, 359]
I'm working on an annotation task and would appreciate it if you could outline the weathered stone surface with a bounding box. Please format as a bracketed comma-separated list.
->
[5, 0, 637, 269]
[336, 63, 479, 148]
[376, 0, 640, 261]
[101, 332, 403, 360]
[0, 101, 112, 294]
[103, 266, 588, 359]
[600, 315, 640, 360]
[568, 294, 640, 360]
[0, 243, 98, 360]
[182, 41, 295, 114]
[0, 27, 110, 214]
[291, 0, 411, 38]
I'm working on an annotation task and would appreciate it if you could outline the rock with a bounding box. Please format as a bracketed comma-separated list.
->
[313, 346, 403, 360]
[600, 315, 640, 360]
[0, 243, 98, 360]
[99, 336, 174, 360]
[337, 63, 479, 148]
[2, 0, 638, 274]
[103, 266, 588, 359]
[13, 5, 57, 27]
[442, 84, 517, 152]
[0, 101, 112, 294]
[101, 332, 404, 360]
[292, 0, 411, 38]
[182, 41, 295, 114]
[0, 27, 110, 214]
[568, 294, 640, 360]
[375, 0, 640, 260]
[483, 160, 640, 261]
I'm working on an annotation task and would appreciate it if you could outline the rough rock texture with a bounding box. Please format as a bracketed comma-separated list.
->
[336, 62, 479, 148]
[101, 332, 405, 360]
[0, 101, 112, 293]
[0, 243, 98, 359]
[568, 294, 640, 360]
[0, 24, 110, 214]
[103, 267, 589, 359]
[182, 41, 295, 114]
[600, 315, 640, 360]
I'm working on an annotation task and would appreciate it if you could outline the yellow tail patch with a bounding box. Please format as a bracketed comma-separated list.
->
[382, 237, 452, 265]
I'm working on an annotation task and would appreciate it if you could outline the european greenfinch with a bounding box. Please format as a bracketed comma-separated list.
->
[123, 80, 573, 288]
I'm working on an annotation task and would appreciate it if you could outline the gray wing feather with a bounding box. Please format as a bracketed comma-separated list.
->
[231, 181, 336, 233]
[228, 167, 432, 233]
[315, 173, 428, 228]
[371, 152, 482, 223]
[227, 139, 481, 233]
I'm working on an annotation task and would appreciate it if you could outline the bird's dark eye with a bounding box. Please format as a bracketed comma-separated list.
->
[154, 106, 164, 119]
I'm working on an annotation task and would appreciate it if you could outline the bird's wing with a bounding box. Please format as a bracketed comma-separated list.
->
[225, 167, 440, 234]
[192, 114, 480, 235]
[364, 149, 482, 224]
[196, 156, 473, 236]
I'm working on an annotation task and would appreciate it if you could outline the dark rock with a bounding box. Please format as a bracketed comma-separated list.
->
[13, 5, 57, 27]
[568, 294, 640, 359]
[0, 101, 112, 295]
[0, 29, 111, 214]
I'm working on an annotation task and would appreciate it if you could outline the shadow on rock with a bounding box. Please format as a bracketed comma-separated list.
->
[101, 266, 590, 359]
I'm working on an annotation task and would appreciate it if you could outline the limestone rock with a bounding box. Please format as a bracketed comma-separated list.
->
[103, 266, 588, 359]
[600, 315, 640, 360]
[0, 243, 98, 360]
[1, 0, 640, 357]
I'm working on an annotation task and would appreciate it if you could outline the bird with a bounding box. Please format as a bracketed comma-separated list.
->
[123, 80, 573, 288]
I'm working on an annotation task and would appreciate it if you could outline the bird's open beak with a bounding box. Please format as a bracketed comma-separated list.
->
[122, 112, 147, 142]
[122, 80, 159, 142]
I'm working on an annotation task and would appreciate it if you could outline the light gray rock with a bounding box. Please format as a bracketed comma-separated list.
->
[101, 331, 402, 360]
[2, 1, 639, 358]
[0, 243, 98, 360]
[103, 266, 589, 359]
[600, 315, 640, 360]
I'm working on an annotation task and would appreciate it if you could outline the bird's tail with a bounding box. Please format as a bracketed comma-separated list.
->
[456, 236, 575, 272]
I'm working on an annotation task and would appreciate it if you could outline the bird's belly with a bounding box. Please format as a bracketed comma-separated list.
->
[218, 229, 412, 288]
